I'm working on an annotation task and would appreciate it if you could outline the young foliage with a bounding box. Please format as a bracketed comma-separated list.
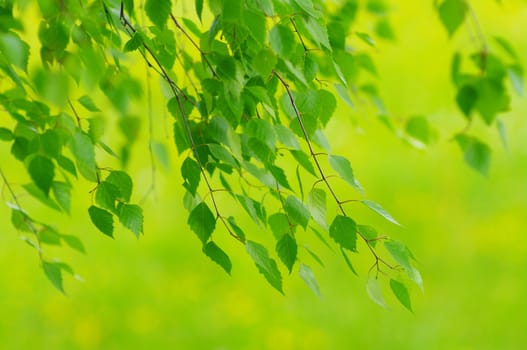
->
[0, 0, 522, 310]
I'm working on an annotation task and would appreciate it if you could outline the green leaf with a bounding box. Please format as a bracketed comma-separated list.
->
[195, 0, 204, 21]
[308, 188, 327, 229]
[152, 141, 170, 171]
[304, 53, 319, 82]
[123, 0, 134, 15]
[494, 36, 517, 59]
[78, 95, 101, 112]
[246, 119, 277, 151]
[329, 215, 357, 252]
[88, 205, 114, 238]
[375, 18, 396, 40]
[284, 196, 310, 229]
[293, 0, 320, 18]
[366, 277, 388, 308]
[0, 127, 13, 141]
[384, 240, 413, 270]
[303, 17, 331, 50]
[299, 264, 321, 297]
[304, 245, 324, 267]
[39, 226, 61, 245]
[222, 0, 242, 21]
[474, 79, 510, 124]
[27, 155, 54, 196]
[57, 155, 77, 177]
[11, 208, 32, 232]
[275, 125, 301, 150]
[70, 131, 97, 182]
[188, 202, 216, 244]
[43, 262, 64, 293]
[438, 0, 468, 37]
[203, 241, 232, 274]
[22, 183, 61, 211]
[252, 49, 277, 79]
[256, 0, 274, 16]
[106, 171, 133, 202]
[384, 240, 423, 290]
[497, 119, 509, 151]
[123, 32, 143, 52]
[456, 85, 478, 118]
[227, 216, 246, 241]
[33, 69, 69, 107]
[315, 89, 337, 126]
[455, 135, 491, 175]
[328, 155, 362, 191]
[40, 130, 61, 158]
[118, 204, 143, 237]
[508, 65, 524, 96]
[246, 241, 283, 293]
[269, 24, 295, 59]
[390, 279, 413, 312]
[181, 157, 201, 195]
[208, 143, 237, 167]
[361, 200, 400, 226]
[405, 116, 434, 145]
[276, 234, 297, 273]
[356, 32, 375, 47]
[0, 32, 30, 71]
[268, 213, 290, 240]
[269, 166, 292, 191]
[145, 0, 171, 28]
[340, 247, 358, 276]
[62, 235, 86, 254]
[290, 150, 316, 176]
[51, 181, 71, 214]
[95, 181, 120, 213]
[358, 225, 379, 247]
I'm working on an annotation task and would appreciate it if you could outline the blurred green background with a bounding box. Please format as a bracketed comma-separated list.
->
[1, 1, 526, 349]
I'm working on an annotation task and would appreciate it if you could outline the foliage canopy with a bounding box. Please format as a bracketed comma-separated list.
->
[0, 0, 523, 310]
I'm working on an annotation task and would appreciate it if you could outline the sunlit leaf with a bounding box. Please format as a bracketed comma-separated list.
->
[145, 0, 171, 28]
[284, 196, 310, 229]
[308, 188, 327, 229]
[438, 0, 468, 37]
[276, 234, 297, 273]
[246, 241, 283, 293]
[88, 205, 114, 238]
[118, 203, 143, 237]
[27, 155, 54, 196]
[188, 202, 216, 244]
[361, 200, 400, 226]
[366, 277, 388, 308]
[390, 279, 413, 312]
[299, 264, 321, 297]
[329, 215, 357, 252]
[203, 241, 232, 274]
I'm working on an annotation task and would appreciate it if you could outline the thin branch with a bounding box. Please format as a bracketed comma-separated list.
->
[290, 17, 309, 53]
[68, 98, 82, 128]
[273, 71, 394, 271]
[170, 14, 217, 77]
[118, 2, 241, 245]
[0, 168, 44, 260]
[140, 61, 157, 205]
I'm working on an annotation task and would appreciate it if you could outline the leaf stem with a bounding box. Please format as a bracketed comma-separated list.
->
[273, 71, 393, 272]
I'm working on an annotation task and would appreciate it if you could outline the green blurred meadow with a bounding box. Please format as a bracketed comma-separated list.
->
[1, 1, 527, 349]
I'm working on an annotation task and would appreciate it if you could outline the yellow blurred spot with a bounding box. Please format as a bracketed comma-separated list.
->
[73, 315, 102, 349]
[221, 288, 258, 325]
[128, 305, 160, 335]
[266, 328, 295, 350]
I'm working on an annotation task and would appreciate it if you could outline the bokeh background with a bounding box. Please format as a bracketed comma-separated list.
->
[1, 1, 526, 349]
